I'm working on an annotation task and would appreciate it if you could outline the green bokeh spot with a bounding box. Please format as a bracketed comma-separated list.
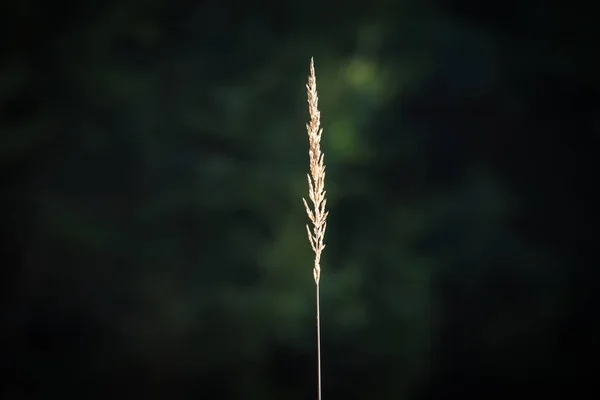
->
[329, 118, 362, 161]
[345, 58, 377, 89]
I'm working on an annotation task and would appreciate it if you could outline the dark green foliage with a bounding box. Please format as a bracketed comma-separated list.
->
[0, 0, 596, 398]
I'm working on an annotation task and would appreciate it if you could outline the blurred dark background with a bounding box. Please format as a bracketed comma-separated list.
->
[0, 0, 597, 398]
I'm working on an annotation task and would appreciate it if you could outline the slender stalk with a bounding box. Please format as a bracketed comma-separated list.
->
[316, 282, 321, 400]
[303, 57, 328, 400]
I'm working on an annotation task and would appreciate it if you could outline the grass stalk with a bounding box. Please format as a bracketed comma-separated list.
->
[302, 57, 328, 400]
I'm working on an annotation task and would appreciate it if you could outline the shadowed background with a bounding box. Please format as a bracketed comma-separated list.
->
[0, 0, 596, 398]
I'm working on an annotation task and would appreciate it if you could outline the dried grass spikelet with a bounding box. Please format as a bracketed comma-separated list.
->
[302, 57, 328, 286]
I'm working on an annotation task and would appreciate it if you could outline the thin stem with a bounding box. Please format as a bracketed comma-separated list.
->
[316, 283, 322, 400]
